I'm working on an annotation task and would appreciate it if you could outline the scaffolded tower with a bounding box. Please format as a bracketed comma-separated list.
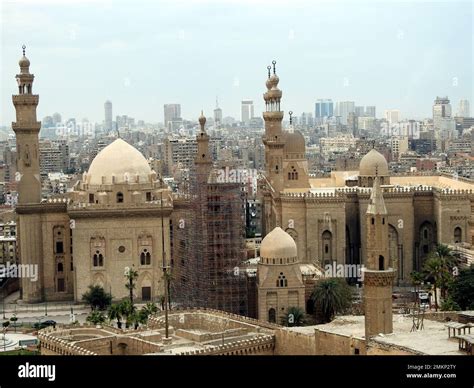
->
[170, 113, 248, 315]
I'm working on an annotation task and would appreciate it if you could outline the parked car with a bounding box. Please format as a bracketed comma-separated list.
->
[34, 320, 56, 329]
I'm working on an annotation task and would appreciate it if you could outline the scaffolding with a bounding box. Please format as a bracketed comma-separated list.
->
[170, 161, 249, 316]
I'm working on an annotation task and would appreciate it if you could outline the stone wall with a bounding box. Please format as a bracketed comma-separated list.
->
[314, 329, 366, 355]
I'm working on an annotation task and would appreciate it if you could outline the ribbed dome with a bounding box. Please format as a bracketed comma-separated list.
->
[260, 227, 297, 259]
[19, 55, 30, 69]
[87, 138, 152, 185]
[359, 149, 389, 176]
[284, 130, 305, 155]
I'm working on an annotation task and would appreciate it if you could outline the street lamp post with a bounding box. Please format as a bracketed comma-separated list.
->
[161, 191, 169, 340]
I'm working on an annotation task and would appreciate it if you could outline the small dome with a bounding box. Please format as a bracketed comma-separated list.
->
[284, 130, 305, 155]
[359, 149, 389, 176]
[260, 227, 297, 259]
[268, 74, 280, 89]
[19, 55, 30, 68]
[87, 138, 152, 185]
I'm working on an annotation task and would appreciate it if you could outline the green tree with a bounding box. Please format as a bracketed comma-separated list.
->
[281, 307, 305, 327]
[86, 310, 106, 325]
[119, 299, 136, 329]
[423, 256, 444, 311]
[449, 265, 474, 310]
[81, 285, 112, 311]
[430, 244, 458, 299]
[311, 278, 353, 323]
[108, 303, 123, 329]
[142, 302, 158, 317]
[124, 266, 139, 306]
[9, 314, 18, 333]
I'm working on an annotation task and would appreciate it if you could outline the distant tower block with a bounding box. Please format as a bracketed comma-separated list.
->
[363, 176, 395, 338]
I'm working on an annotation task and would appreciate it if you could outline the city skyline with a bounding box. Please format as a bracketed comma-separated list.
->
[0, 0, 472, 126]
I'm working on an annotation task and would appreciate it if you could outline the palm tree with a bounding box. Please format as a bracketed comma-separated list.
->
[432, 244, 458, 299]
[311, 278, 352, 323]
[281, 307, 305, 327]
[119, 299, 136, 329]
[423, 256, 444, 311]
[86, 310, 106, 325]
[142, 302, 158, 317]
[124, 267, 139, 306]
[108, 304, 123, 329]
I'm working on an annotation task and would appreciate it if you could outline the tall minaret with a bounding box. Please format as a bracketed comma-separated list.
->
[363, 176, 394, 338]
[262, 60, 285, 194]
[12, 45, 42, 204]
[195, 111, 212, 184]
[12, 46, 44, 302]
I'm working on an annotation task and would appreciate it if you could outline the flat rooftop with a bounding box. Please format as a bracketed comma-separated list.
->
[309, 315, 464, 355]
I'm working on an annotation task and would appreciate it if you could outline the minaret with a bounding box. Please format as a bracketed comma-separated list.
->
[363, 176, 394, 338]
[195, 111, 212, 184]
[262, 60, 285, 194]
[12, 46, 44, 302]
[12, 45, 41, 204]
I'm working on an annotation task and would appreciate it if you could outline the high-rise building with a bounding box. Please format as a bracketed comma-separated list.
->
[384, 109, 401, 124]
[241, 100, 254, 124]
[104, 100, 112, 132]
[214, 97, 222, 127]
[314, 99, 334, 123]
[433, 96, 451, 125]
[355, 106, 365, 117]
[164, 104, 181, 129]
[457, 99, 470, 117]
[365, 106, 376, 118]
[335, 101, 355, 125]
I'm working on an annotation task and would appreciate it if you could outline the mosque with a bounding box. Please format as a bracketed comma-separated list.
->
[11, 49, 473, 331]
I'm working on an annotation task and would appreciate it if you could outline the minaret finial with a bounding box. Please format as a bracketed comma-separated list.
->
[272, 60, 276, 75]
[289, 111, 293, 125]
[372, 140, 375, 149]
[267, 65, 271, 79]
[22, 45, 26, 56]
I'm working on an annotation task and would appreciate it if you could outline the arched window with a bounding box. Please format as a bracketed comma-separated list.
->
[93, 252, 99, 267]
[98, 254, 104, 266]
[454, 227, 462, 243]
[322, 230, 333, 265]
[57, 262, 63, 273]
[379, 255, 384, 270]
[268, 308, 276, 323]
[117, 192, 124, 203]
[277, 272, 287, 287]
[140, 249, 151, 265]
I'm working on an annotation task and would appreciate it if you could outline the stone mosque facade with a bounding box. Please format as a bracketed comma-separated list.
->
[259, 62, 474, 290]
[12, 49, 171, 303]
[10, 48, 474, 324]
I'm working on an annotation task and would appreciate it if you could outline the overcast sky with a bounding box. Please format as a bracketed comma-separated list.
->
[1, 0, 472, 125]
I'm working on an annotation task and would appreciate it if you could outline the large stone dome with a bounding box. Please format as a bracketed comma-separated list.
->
[260, 227, 297, 259]
[284, 130, 305, 155]
[87, 138, 152, 185]
[359, 149, 389, 176]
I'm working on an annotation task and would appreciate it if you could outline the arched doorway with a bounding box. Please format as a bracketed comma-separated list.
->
[322, 230, 333, 266]
[268, 308, 276, 323]
[454, 227, 462, 243]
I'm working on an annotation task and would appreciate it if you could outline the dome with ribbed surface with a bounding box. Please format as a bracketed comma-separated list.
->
[260, 227, 297, 259]
[284, 130, 305, 155]
[87, 138, 152, 185]
[359, 149, 389, 176]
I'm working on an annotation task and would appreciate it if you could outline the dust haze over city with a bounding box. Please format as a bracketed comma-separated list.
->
[0, 0, 473, 386]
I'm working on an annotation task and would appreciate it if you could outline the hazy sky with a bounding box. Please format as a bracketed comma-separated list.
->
[1, 0, 472, 125]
